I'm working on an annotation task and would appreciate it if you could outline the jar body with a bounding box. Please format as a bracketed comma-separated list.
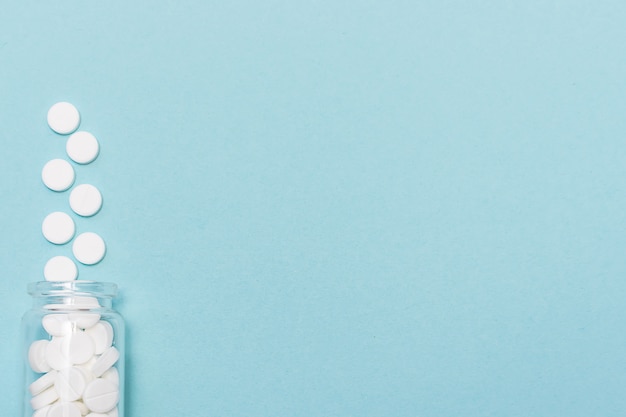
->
[22, 281, 125, 417]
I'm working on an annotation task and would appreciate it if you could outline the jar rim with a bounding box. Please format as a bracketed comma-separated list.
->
[28, 281, 118, 298]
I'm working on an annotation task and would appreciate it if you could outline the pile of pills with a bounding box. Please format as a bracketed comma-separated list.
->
[28, 307, 120, 416]
[42, 102, 106, 281]
[28, 102, 121, 417]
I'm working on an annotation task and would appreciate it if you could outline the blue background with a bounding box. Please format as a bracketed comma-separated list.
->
[2, 1, 626, 416]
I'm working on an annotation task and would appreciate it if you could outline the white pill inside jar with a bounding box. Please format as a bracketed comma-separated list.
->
[42, 159, 75, 192]
[62, 331, 95, 365]
[29, 370, 58, 396]
[101, 367, 119, 386]
[73, 296, 101, 309]
[70, 184, 103, 217]
[86, 321, 114, 354]
[77, 360, 96, 384]
[29, 340, 51, 373]
[73, 232, 106, 265]
[44, 256, 78, 282]
[42, 212, 75, 245]
[91, 346, 120, 377]
[83, 378, 119, 413]
[30, 386, 59, 410]
[46, 296, 102, 311]
[66, 131, 99, 164]
[68, 312, 101, 329]
[45, 337, 72, 371]
[32, 404, 53, 417]
[42, 314, 72, 337]
[55, 366, 87, 401]
[47, 402, 82, 417]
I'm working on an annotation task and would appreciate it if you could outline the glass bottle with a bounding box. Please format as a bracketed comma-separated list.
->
[22, 281, 125, 417]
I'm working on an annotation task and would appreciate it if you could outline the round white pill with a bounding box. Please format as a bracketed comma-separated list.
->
[108, 407, 119, 417]
[101, 367, 119, 386]
[69, 313, 101, 329]
[73, 296, 102, 309]
[73, 232, 106, 265]
[42, 314, 72, 337]
[44, 256, 78, 282]
[33, 405, 52, 417]
[48, 402, 82, 417]
[83, 378, 119, 413]
[66, 131, 100, 164]
[77, 355, 97, 379]
[92, 346, 120, 378]
[86, 321, 114, 354]
[70, 184, 103, 217]
[55, 367, 87, 401]
[48, 102, 80, 135]
[78, 361, 96, 384]
[42, 212, 75, 245]
[42, 159, 75, 192]
[30, 386, 59, 410]
[29, 370, 58, 396]
[63, 331, 95, 365]
[29, 340, 51, 373]
[46, 337, 72, 371]
[86, 413, 109, 417]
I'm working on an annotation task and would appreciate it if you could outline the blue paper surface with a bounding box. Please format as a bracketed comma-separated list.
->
[2, 1, 626, 416]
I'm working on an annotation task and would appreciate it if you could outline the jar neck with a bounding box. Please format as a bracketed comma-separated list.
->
[28, 281, 117, 310]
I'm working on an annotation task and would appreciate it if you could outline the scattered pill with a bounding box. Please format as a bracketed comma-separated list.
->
[29, 370, 58, 396]
[86, 321, 114, 354]
[30, 386, 59, 410]
[70, 184, 103, 217]
[91, 346, 119, 377]
[66, 131, 100, 164]
[73, 232, 106, 265]
[42, 159, 75, 192]
[42, 211, 75, 245]
[29, 340, 51, 374]
[48, 102, 80, 135]
[83, 378, 119, 413]
[55, 366, 87, 401]
[48, 402, 82, 417]
[44, 256, 78, 282]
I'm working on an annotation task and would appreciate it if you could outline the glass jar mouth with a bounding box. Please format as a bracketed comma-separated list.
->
[28, 280, 118, 298]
